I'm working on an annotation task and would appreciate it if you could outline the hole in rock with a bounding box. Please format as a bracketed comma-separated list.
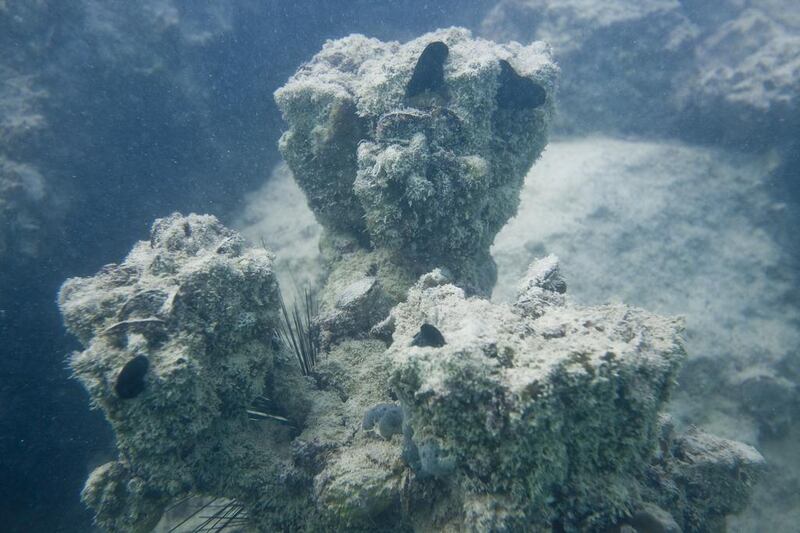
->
[496, 59, 546, 110]
[411, 323, 446, 348]
[115, 355, 149, 399]
[406, 41, 449, 103]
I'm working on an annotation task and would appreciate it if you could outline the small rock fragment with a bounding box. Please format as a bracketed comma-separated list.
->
[336, 277, 377, 309]
[625, 503, 682, 533]
[514, 255, 567, 317]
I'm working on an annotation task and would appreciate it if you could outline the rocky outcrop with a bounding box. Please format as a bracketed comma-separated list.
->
[679, 7, 800, 146]
[382, 263, 764, 531]
[275, 27, 558, 297]
[481, 0, 800, 148]
[59, 213, 287, 532]
[386, 265, 685, 530]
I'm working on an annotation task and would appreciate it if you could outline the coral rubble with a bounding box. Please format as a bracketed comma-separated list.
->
[60, 29, 764, 532]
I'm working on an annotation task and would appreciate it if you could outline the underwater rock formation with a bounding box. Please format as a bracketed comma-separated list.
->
[59, 29, 765, 533]
[60, 228, 765, 531]
[683, 7, 800, 144]
[59, 213, 286, 532]
[482, 0, 800, 147]
[641, 420, 766, 532]
[275, 27, 557, 298]
[384, 263, 697, 530]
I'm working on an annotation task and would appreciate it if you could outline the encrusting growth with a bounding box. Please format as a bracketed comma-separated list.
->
[275, 27, 556, 298]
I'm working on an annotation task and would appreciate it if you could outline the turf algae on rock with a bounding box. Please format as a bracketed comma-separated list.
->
[275, 27, 558, 299]
[383, 263, 764, 531]
[59, 213, 290, 532]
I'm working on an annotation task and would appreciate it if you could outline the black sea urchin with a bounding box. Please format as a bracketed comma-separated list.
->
[277, 287, 319, 375]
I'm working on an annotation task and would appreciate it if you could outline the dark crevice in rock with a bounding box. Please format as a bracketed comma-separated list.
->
[497, 59, 546, 110]
[115, 355, 149, 399]
[406, 41, 449, 103]
[411, 323, 446, 348]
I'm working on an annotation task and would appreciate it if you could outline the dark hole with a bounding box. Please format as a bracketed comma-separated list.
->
[406, 41, 449, 100]
[115, 355, 149, 399]
[496, 60, 546, 110]
[411, 323, 446, 348]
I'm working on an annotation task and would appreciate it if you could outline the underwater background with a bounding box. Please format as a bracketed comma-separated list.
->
[0, 1, 797, 532]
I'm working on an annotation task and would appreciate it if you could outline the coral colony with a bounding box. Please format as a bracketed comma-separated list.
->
[59, 29, 762, 532]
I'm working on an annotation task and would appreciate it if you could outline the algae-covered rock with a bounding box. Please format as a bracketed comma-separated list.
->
[58, 213, 283, 531]
[514, 253, 566, 317]
[642, 418, 766, 533]
[319, 274, 395, 347]
[276, 27, 557, 296]
[386, 265, 686, 530]
[80, 461, 163, 533]
[362, 403, 404, 439]
[670, 429, 765, 529]
[314, 439, 407, 525]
